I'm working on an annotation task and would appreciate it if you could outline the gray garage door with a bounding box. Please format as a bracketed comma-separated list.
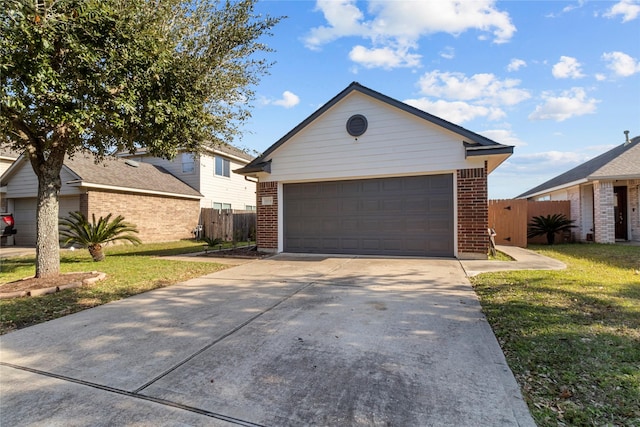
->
[13, 197, 80, 246]
[284, 174, 454, 257]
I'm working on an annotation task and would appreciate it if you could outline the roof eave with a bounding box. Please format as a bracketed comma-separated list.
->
[67, 181, 203, 199]
[586, 173, 640, 181]
[517, 178, 588, 199]
[233, 160, 272, 176]
[243, 82, 512, 170]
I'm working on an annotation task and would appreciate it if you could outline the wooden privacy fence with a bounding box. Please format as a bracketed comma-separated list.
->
[199, 209, 256, 242]
[488, 199, 571, 247]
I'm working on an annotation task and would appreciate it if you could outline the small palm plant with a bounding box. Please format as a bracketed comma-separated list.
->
[59, 212, 141, 261]
[527, 213, 576, 245]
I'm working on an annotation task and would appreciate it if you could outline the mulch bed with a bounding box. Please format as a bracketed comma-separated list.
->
[0, 272, 106, 299]
[200, 245, 271, 259]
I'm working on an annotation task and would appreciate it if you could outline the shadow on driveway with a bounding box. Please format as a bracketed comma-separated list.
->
[0, 255, 535, 426]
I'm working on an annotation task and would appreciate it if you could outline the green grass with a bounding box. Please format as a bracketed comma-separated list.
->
[0, 240, 228, 334]
[471, 244, 640, 426]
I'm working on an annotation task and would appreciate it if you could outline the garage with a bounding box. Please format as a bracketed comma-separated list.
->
[284, 174, 454, 257]
[13, 197, 79, 246]
[236, 82, 514, 259]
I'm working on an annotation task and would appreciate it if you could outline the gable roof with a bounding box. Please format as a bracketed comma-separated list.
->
[118, 143, 254, 164]
[235, 82, 513, 175]
[3, 153, 202, 199]
[0, 146, 22, 160]
[517, 136, 640, 199]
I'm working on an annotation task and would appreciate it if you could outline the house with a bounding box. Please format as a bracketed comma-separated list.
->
[235, 82, 513, 259]
[517, 134, 640, 243]
[0, 152, 203, 246]
[119, 144, 257, 211]
[0, 146, 21, 212]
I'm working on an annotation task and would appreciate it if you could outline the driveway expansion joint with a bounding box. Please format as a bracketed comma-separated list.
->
[0, 361, 267, 426]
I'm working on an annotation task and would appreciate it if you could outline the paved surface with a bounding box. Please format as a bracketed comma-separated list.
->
[0, 255, 537, 426]
[460, 245, 566, 276]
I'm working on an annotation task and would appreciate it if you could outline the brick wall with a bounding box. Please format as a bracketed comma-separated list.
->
[629, 182, 640, 241]
[85, 190, 200, 243]
[593, 181, 615, 243]
[457, 164, 488, 259]
[256, 181, 278, 251]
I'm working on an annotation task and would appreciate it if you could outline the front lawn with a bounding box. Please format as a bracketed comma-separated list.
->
[471, 244, 640, 426]
[0, 240, 227, 334]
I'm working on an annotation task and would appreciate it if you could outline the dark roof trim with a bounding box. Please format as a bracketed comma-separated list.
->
[237, 82, 512, 173]
[233, 160, 271, 175]
[465, 142, 514, 157]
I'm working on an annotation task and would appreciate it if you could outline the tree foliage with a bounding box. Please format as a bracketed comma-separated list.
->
[527, 214, 576, 245]
[59, 211, 141, 261]
[0, 0, 280, 276]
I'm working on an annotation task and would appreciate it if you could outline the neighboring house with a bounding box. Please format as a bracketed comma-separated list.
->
[1, 153, 202, 246]
[0, 146, 21, 211]
[517, 134, 640, 243]
[120, 144, 257, 211]
[235, 82, 513, 259]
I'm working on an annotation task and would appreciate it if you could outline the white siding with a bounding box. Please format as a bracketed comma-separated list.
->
[127, 154, 201, 191]
[201, 155, 256, 209]
[262, 92, 485, 183]
[6, 161, 81, 198]
[5, 159, 38, 198]
[127, 153, 256, 209]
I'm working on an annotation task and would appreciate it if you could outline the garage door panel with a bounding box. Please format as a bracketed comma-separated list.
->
[284, 175, 453, 256]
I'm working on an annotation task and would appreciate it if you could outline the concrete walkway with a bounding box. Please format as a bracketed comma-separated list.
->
[460, 245, 566, 277]
[0, 255, 537, 426]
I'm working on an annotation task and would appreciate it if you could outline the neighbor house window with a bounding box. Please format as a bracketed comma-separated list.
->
[215, 156, 230, 177]
[245, 205, 256, 211]
[213, 202, 232, 211]
[182, 153, 195, 173]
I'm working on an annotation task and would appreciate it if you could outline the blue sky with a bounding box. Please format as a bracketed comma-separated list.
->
[235, 0, 640, 199]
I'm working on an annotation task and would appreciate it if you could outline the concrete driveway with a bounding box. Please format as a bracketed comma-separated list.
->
[0, 255, 535, 426]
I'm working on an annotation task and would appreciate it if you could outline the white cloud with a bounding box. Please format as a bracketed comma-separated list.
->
[417, 70, 531, 106]
[512, 151, 590, 166]
[304, 0, 365, 49]
[480, 129, 527, 147]
[552, 56, 585, 79]
[305, 0, 516, 69]
[507, 58, 526, 72]
[349, 44, 421, 69]
[404, 98, 505, 124]
[439, 46, 455, 60]
[604, 0, 640, 22]
[602, 51, 640, 77]
[263, 91, 300, 109]
[528, 87, 599, 122]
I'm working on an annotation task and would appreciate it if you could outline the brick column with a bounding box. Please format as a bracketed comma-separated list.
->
[457, 164, 488, 259]
[257, 181, 278, 252]
[630, 182, 640, 241]
[593, 181, 615, 243]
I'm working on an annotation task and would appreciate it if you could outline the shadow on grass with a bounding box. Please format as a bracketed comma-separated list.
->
[474, 274, 640, 426]
[532, 243, 640, 271]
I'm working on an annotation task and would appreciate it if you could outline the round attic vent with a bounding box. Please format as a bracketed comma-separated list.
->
[346, 114, 368, 137]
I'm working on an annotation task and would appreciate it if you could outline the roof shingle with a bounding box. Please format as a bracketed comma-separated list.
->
[518, 136, 640, 198]
[65, 154, 202, 197]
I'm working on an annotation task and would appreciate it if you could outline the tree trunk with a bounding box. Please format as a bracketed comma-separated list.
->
[547, 231, 556, 245]
[88, 244, 105, 262]
[29, 143, 66, 278]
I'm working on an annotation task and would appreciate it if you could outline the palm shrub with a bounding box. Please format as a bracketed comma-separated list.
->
[59, 212, 141, 261]
[527, 213, 576, 245]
